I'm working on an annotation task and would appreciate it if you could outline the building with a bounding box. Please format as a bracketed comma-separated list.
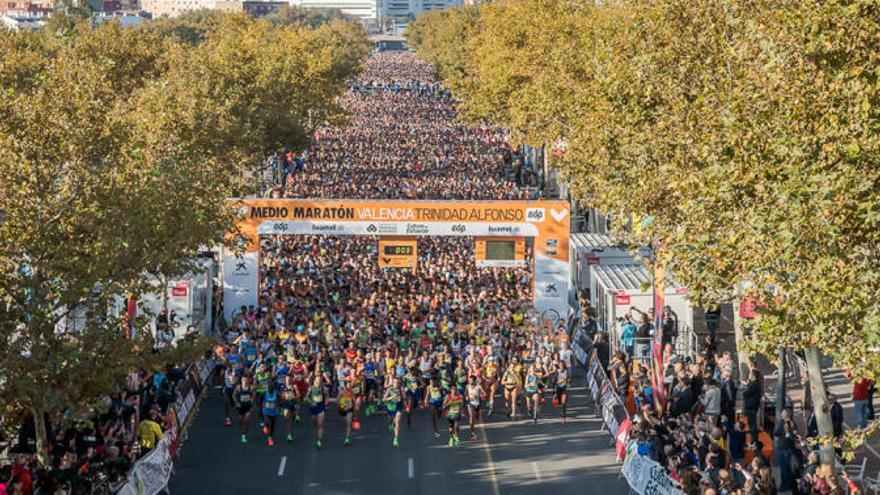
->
[140, 0, 217, 17]
[0, 0, 52, 18]
[376, 0, 458, 27]
[292, 0, 377, 21]
[93, 11, 150, 26]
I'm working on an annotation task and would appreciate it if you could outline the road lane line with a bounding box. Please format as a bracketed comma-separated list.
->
[478, 423, 501, 495]
[278, 456, 287, 476]
[531, 461, 542, 482]
[408, 458, 414, 479]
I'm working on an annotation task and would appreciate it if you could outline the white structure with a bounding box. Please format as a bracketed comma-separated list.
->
[377, 0, 458, 20]
[589, 264, 696, 358]
[0, 14, 46, 30]
[140, 0, 218, 18]
[568, 232, 636, 299]
[293, 0, 377, 20]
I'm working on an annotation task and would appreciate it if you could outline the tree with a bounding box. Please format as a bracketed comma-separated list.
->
[0, 13, 369, 463]
[410, 0, 880, 462]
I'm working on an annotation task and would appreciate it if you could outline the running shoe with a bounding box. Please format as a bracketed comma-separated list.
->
[448, 437, 455, 447]
[434, 431, 441, 439]
[393, 437, 400, 447]
[260, 421, 265, 429]
[344, 437, 351, 446]
[295, 414, 302, 423]
[388, 422, 394, 432]
[286, 434, 294, 442]
[224, 418, 231, 427]
[268, 437, 274, 447]
[470, 432, 477, 441]
[353, 420, 361, 431]
[263, 425, 269, 435]
[453, 436, 460, 446]
[552, 398, 559, 408]
[240, 434, 247, 444]
[316, 439, 322, 449]
[562, 417, 567, 425]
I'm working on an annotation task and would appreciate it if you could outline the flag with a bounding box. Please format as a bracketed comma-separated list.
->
[652, 244, 667, 410]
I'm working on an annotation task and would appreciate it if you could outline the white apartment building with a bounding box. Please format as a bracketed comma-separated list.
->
[140, 0, 217, 17]
[292, 0, 377, 21]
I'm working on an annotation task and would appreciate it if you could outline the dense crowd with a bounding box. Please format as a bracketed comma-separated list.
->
[595, 325, 867, 495]
[1, 362, 191, 495]
[277, 52, 527, 200]
[209, 51, 580, 452]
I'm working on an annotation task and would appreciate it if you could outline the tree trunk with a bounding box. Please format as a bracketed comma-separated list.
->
[31, 406, 49, 467]
[732, 300, 749, 382]
[804, 347, 835, 466]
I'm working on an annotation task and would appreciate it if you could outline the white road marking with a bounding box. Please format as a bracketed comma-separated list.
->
[531, 461, 543, 482]
[278, 456, 287, 476]
[408, 457, 414, 479]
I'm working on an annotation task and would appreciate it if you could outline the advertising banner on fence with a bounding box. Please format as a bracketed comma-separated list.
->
[621, 442, 683, 495]
[118, 432, 175, 495]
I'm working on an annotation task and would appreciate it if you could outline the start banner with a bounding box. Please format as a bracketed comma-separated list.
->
[224, 199, 570, 323]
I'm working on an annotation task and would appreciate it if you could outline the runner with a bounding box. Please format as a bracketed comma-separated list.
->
[443, 386, 464, 447]
[383, 375, 404, 447]
[308, 372, 326, 449]
[262, 383, 279, 446]
[554, 360, 570, 424]
[338, 383, 355, 446]
[524, 365, 542, 425]
[233, 375, 254, 444]
[280, 374, 298, 442]
[424, 375, 444, 438]
[465, 375, 484, 441]
[502, 360, 521, 419]
[222, 366, 237, 427]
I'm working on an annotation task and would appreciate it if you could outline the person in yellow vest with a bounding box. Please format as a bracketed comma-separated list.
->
[136, 410, 164, 453]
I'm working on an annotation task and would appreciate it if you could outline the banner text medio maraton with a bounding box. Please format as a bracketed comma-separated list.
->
[250, 205, 526, 222]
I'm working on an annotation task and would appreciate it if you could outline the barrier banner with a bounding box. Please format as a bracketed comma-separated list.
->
[572, 339, 588, 365]
[118, 432, 174, 495]
[615, 417, 631, 461]
[621, 442, 683, 495]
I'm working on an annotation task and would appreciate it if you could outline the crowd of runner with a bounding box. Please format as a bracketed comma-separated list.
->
[212, 51, 571, 450]
[275, 52, 526, 200]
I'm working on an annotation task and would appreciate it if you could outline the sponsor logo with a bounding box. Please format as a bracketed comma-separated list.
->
[541, 308, 561, 323]
[377, 224, 398, 234]
[311, 224, 338, 232]
[273, 222, 288, 232]
[549, 208, 568, 222]
[487, 225, 513, 234]
[525, 208, 546, 222]
[367, 224, 378, 233]
[544, 283, 559, 297]
[451, 224, 466, 234]
[406, 223, 430, 234]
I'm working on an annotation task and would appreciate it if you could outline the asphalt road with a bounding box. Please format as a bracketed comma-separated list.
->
[169, 367, 628, 495]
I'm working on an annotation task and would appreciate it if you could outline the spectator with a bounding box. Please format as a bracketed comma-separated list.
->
[741, 369, 762, 445]
[136, 410, 163, 453]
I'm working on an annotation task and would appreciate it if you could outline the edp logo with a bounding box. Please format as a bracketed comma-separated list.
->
[525, 208, 546, 222]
